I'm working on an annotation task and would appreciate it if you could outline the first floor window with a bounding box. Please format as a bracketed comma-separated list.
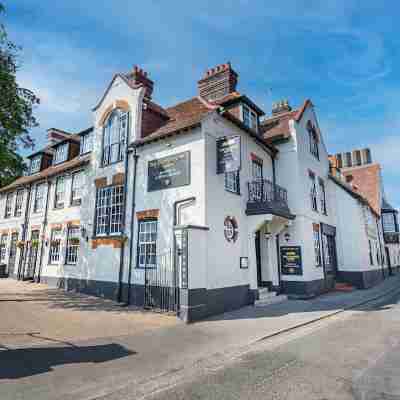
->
[49, 229, 62, 264]
[5, 193, 13, 218]
[34, 183, 45, 212]
[137, 219, 157, 268]
[95, 185, 124, 236]
[54, 176, 65, 208]
[14, 190, 24, 217]
[0, 234, 7, 262]
[225, 170, 240, 194]
[310, 174, 318, 212]
[313, 225, 321, 266]
[65, 227, 80, 265]
[71, 171, 84, 205]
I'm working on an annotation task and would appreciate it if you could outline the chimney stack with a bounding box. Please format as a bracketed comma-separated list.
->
[197, 62, 238, 101]
[272, 99, 292, 115]
[127, 66, 154, 99]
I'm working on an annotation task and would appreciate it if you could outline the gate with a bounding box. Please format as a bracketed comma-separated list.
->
[144, 250, 179, 313]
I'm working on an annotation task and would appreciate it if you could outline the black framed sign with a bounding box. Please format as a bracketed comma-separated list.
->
[280, 246, 303, 275]
[216, 135, 241, 174]
[148, 151, 190, 192]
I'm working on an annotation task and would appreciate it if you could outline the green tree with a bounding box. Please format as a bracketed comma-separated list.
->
[0, 3, 39, 187]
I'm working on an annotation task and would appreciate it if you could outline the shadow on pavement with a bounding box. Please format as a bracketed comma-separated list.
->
[0, 343, 135, 379]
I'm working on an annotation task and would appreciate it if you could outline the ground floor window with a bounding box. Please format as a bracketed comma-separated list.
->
[137, 219, 157, 268]
[313, 225, 321, 267]
[225, 170, 240, 194]
[49, 229, 62, 264]
[65, 227, 80, 265]
[0, 234, 8, 262]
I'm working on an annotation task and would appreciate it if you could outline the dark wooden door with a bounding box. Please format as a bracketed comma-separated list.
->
[255, 231, 262, 287]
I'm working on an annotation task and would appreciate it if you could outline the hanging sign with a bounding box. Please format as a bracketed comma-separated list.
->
[148, 151, 190, 192]
[216, 136, 241, 174]
[280, 246, 303, 275]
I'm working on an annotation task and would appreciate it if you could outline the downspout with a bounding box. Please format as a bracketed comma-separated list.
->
[18, 184, 32, 280]
[117, 136, 131, 303]
[36, 179, 51, 282]
[276, 233, 282, 293]
[126, 147, 139, 306]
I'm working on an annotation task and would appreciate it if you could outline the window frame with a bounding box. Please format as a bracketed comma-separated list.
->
[309, 173, 318, 212]
[307, 121, 319, 160]
[136, 219, 158, 269]
[65, 226, 80, 265]
[33, 183, 46, 213]
[54, 176, 66, 209]
[5, 192, 13, 218]
[30, 155, 42, 174]
[225, 170, 240, 195]
[313, 225, 322, 267]
[242, 104, 258, 131]
[0, 233, 8, 262]
[94, 184, 125, 237]
[80, 132, 93, 155]
[102, 110, 128, 167]
[14, 190, 24, 217]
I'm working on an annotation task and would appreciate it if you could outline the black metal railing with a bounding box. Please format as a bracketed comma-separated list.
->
[247, 179, 288, 205]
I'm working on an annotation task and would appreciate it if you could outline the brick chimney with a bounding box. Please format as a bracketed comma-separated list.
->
[197, 62, 238, 101]
[272, 99, 292, 115]
[127, 66, 154, 99]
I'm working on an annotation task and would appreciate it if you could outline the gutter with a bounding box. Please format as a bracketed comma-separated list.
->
[18, 184, 32, 280]
[36, 179, 51, 282]
[126, 148, 139, 306]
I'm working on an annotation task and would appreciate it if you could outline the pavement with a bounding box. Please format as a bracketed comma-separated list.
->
[1, 275, 400, 400]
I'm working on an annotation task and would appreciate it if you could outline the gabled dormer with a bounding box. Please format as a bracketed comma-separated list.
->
[27, 149, 53, 175]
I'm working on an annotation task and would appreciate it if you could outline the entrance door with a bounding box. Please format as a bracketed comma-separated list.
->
[7, 232, 18, 276]
[255, 231, 263, 287]
[24, 230, 39, 280]
[322, 234, 337, 289]
[385, 247, 393, 275]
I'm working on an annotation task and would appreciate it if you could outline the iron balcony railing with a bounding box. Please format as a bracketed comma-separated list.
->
[247, 179, 288, 206]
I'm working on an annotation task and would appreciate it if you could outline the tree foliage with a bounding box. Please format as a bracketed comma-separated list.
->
[0, 3, 39, 187]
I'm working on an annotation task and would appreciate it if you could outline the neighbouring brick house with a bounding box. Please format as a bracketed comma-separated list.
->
[0, 62, 396, 321]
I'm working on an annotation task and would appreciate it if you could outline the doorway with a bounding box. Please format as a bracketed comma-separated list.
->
[24, 230, 39, 280]
[254, 231, 265, 287]
[385, 247, 393, 275]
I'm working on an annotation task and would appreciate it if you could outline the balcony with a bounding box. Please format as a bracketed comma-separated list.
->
[246, 179, 294, 219]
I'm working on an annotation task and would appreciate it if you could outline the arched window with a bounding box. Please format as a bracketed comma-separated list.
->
[102, 109, 128, 166]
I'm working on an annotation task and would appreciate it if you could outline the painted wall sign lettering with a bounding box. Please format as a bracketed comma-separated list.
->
[280, 246, 303, 275]
[216, 136, 241, 174]
[148, 151, 190, 192]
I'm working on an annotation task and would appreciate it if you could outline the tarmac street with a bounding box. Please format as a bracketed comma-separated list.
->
[1, 276, 400, 400]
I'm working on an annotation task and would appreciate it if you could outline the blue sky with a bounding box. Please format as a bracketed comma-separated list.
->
[3, 1, 399, 207]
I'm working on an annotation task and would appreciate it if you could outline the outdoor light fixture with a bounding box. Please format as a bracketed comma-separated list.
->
[264, 229, 272, 240]
[284, 231, 291, 242]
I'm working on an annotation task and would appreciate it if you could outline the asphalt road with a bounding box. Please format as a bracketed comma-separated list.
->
[142, 290, 400, 400]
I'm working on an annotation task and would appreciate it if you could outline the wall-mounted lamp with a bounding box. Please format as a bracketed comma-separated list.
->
[284, 232, 291, 242]
[264, 228, 272, 240]
[80, 226, 89, 241]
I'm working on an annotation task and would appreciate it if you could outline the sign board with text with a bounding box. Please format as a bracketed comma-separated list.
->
[216, 136, 241, 174]
[280, 246, 303, 276]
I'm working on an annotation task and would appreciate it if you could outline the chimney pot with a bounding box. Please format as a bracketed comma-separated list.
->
[127, 65, 154, 99]
[272, 99, 292, 115]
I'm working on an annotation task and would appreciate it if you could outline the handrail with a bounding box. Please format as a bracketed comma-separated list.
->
[247, 179, 288, 205]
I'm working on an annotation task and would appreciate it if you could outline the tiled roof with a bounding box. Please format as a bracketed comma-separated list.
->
[341, 164, 382, 216]
[0, 155, 90, 193]
[133, 97, 213, 146]
[260, 99, 313, 143]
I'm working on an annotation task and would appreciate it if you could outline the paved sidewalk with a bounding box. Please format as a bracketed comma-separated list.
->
[1, 275, 400, 400]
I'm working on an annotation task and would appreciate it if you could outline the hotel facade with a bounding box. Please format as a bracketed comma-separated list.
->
[0, 63, 398, 321]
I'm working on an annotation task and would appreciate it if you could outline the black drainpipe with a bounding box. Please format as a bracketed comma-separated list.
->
[18, 184, 32, 280]
[126, 147, 139, 306]
[36, 179, 51, 282]
[117, 138, 131, 303]
[276, 233, 282, 294]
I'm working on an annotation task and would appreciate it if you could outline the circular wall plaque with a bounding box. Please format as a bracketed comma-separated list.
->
[224, 216, 238, 243]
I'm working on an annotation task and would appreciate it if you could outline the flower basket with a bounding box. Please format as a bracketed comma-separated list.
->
[16, 241, 25, 249]
[69, 237, 80, 245]
[31, 239, 40, 249]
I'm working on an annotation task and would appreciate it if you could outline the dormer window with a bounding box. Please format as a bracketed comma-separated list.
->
[80, 131, 93, 155]
[242, 104, 258, 131]
[53, 143, 68, 165]
[102, 109, 128, 166]
[30, 155, 42, 174]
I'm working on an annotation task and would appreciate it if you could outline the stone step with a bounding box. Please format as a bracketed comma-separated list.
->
[255, 293, 288, 307]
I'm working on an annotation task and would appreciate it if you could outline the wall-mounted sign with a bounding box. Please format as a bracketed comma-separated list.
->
[240, 257, 249, 269]
[216, 136, 241, 174]
[280, 246, 303, 275]
[180, 230, 189, 289]
[148, 151, 190, 192]
[224, 216, 238, 243]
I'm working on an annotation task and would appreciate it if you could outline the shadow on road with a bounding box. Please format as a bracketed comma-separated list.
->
[0, 343, 135, 379]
